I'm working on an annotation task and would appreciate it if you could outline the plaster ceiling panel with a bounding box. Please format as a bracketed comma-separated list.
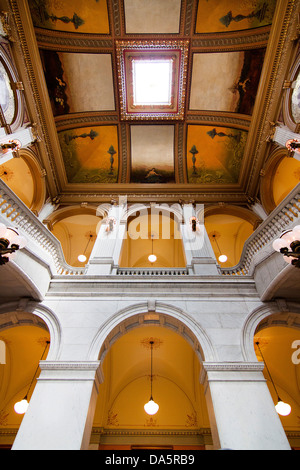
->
[130, 125, 175, 183]
[195, 0, 277, 33]
[124, 0, 181, 33]
[27, 0, 110, 34]
[40, 50, 115, 116]
[186, 125, 248, 185]
[58, 125, 119, 184]
[189, 49, 265, 114]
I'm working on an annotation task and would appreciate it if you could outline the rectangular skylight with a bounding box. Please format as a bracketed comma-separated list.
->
[132, 59, 173, 106]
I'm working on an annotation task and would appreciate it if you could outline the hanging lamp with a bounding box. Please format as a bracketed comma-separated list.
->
[256, 341, 291, 416]
[144, 340, 159, 415]
[14, 341, 50, 415]
[211, 233, 227, 263]
[148, 233, 157, 264]
[78, 233, 94, 263]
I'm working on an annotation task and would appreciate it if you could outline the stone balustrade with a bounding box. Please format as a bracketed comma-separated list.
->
[0, 179, 84, 276]
[220, 184, 300, 276]
[1, 177, 299, 278]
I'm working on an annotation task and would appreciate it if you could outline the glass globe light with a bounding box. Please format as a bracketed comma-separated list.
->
[272, 238, 288, 252]
[275, 400, 291, 416]
[78, 254, 87, 263]
[14, 398, 29, 414]
[218, 254, 227, 263]
[148, 254, 157, 263]
[144, 398, 159, 415]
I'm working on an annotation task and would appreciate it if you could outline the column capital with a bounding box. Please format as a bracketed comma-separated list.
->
[200, 361, 265, 385]
[39, 360, 103, 387]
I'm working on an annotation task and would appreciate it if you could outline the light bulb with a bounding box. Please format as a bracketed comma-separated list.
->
[144, 399, 159, 415]
[78, 254, 87, 263]
[218, 254, 227, 263]
[148, 254, 157, 263]
[14, 398, 29, 414]
[272, 238, 288, 252]
[275, 400, 291, 416]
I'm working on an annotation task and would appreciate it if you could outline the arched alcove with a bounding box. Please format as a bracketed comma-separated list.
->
[253, 317, 300, 449]
[92, 322, 211, 449]
[204, 205, 260, 267]
[0, 311, 50, 449]
[0, 150, 46, 214]
[119, 207, 186, 268]
[87, 303, 216, 449]
[44, 205, 101, 267]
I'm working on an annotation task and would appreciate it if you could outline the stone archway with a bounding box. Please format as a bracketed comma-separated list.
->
[88, 302, 216, 449]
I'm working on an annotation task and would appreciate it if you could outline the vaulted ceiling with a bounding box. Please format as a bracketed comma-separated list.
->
[18, 0, 295, 206]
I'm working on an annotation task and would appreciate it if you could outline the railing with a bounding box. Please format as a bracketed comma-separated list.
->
[0, 180, 85, 276]
[220, 183, 300, 276]
[117, 267, 189, 276]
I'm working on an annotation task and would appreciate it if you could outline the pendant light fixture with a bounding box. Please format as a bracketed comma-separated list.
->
[78, 233, 94, 263]
[14, 341, 50, 415]
[148, 233, 157, 264]
[272, 225, 300, 268]
[256, 341, 291, 416]
[211, 233, 227, 263]
[144, 340, 159, 415]
[0, 224, 27, 265]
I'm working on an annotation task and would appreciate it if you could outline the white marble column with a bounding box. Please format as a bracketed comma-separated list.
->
[201, 362, 291, 450]
[12, 361, 102, 450]
[86, 202, 126, 275]
[180, 204, 218, 275]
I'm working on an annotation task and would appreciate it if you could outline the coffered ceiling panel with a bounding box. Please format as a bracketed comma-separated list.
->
[20, 0, 294, 204]
[130, 125, 175, 184]
[40, 50, 115, 116]
[124, 0, 182, 34]
[189, 49, 265, 114]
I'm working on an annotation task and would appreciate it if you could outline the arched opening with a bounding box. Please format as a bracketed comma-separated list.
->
[0, 151, 46, 214]
[204, 206, 259, 267]
[90, 312, 212, 450]
[119, 208, 186, 268]
[253, 315, 300, 450]
[0, 312, 50, 450]
[45, 206, 102, 267]
[271, 156, 300, 206]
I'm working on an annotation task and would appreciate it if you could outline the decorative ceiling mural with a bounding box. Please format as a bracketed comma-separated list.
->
[28, 0, 110, 34]
[130, 126, 175, 184]
[195, 0, 277, 33]
[40, 50, 115, 116]
[24, 0, 283, 201]
[189, 49, 265, 114]
[186, 125, 247, 184]
[58, 125, 119, 184]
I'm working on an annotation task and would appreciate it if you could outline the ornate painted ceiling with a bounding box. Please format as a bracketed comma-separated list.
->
[13, 0, 295, 206]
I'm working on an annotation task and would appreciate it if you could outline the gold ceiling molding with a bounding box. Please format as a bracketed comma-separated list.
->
[35, 29, 113, 52]
[8, 0, 61, 197]
[242, 0, 299, 198]
[281, 49, 300, 134]
[191, 26, 270, 52]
